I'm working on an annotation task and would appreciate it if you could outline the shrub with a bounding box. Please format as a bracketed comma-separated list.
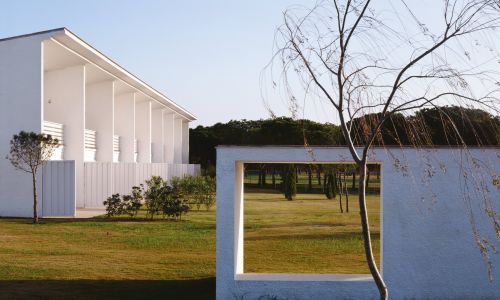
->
[144, 176, 167, 218]
[161, 185, 189, 220]
[144, 176, 190, 220]
[172, 175, 216, 211]
[103, 193, 122, 217]
[103, 186, 143, 218]
[200, 176, 216, 211]
[122, 186, 143, 217]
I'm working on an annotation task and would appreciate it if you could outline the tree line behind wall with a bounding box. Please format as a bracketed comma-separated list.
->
[190, 106, 500, 174]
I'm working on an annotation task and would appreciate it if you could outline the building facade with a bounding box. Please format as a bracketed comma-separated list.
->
[0, 28, 199, 217]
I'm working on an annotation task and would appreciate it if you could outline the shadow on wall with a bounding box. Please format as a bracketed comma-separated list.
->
[0, 278, 215, 300]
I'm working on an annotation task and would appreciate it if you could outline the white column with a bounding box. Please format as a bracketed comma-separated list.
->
[173, 117, 183, 163]
[114, 93, 135, 162]
[163, 112, 175, 164]
[151, 108, 164, 163]
[135, 98, 151, 163]
[182, 120, 189, 164]
[44, 65, 86, 207]
[86, 81, 114, 162]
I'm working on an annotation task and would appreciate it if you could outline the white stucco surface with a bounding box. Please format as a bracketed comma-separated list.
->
[0, 34, 47, 217]
[216, 146, 500, 299]
[86, 80, 115, 162]
[114, 92, 136, 163]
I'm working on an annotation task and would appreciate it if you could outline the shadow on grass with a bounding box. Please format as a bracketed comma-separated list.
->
[0, 216, 195, 224]
[0, 278, 215, 300]
[245, 231, 380, 241]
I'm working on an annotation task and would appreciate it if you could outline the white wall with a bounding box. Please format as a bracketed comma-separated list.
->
[0, 36, 45, 217]
[83, 162, 200, 208]
[163, 112, 175, 163]
[114, 92, 135, 162]
[135, 99, 151, 163]
[86, 80, 114, 162]
[216, 146, 500, 299]
[182, 120, 189, 164]
[44, 65, 86, 208]
[40, 160, 75, 217]
[151, 108, 164, 163]
[174, 117, 183, 163]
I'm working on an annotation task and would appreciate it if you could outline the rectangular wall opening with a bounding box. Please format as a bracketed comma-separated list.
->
[243, 162, 381, 275]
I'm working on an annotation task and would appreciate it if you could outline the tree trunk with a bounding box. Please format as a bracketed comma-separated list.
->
[352, 170, 356, 189]
[272, 167, 276, 188]
[307, 165, 312, 192]
[358, 163, 387, 299]
[337, 172, 343, 213]
[344, 172, 349, 213]
[32, 172, 38, 224]
[317, 167, 321, 185]
[365, 166, 371, 191]
[323, 171, 327, 192]
[262, 168, 266, 187]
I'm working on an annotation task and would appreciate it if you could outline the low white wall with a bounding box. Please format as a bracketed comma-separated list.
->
[83, 162, 201, 208]
[216, 146, 500, 299]
[40, 160, 75, 217]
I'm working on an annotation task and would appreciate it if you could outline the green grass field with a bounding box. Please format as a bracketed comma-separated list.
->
[0, 211, 216, 299]
[0, 187, 380, 299]
[244, 189, 380, 274]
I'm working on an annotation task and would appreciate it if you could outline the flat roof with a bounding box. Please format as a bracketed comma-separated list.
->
[0, 28, 196, 121]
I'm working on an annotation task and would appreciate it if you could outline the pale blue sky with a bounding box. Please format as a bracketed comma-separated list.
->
[0, 0, 308, 126]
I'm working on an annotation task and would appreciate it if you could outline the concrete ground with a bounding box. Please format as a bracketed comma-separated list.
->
[75, 208, 106, 218]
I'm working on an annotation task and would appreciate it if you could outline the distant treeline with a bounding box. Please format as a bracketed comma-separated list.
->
[190, 106, 499, 172]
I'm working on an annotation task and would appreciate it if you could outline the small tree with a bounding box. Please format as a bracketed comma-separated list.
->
[324, 171, 336, 200]
[6, 131, 59, 223]
[282, 164, 296, 200]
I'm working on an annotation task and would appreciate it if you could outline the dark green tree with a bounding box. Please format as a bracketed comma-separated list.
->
[282, 164, 296, 200]
[324, 172, 336, 200]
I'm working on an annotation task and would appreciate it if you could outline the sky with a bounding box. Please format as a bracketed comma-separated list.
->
[0, 0, 311, 127]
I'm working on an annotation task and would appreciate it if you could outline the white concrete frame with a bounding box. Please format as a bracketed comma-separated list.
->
[216, 146, 500, 299]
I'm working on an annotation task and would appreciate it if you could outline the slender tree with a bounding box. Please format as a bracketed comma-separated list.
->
[336, 171, 344, 213]
[269, 1, 500, 298]
[343, 171, 349, 213]
[7, 131, 59, 224]
[282, 164, 297, 200]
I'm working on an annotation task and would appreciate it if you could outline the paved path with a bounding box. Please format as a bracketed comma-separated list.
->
[75, 209, 106, 218]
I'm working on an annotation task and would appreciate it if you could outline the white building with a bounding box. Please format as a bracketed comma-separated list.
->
[0, 28, 200, 217]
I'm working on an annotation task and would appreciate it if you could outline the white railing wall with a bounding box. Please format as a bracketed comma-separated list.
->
[43, 121, 64, 144]
[84, 129, 97, 149]
[43, 120, 65, 160]
[83, 162, 201, 208]
[113, 135, 120, 162]
[84, 129, 97, 162]
[40, 160, 75, 217]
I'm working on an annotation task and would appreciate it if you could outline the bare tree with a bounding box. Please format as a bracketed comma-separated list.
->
[267, 1, 500, 299]
[6, 131, 59, 224]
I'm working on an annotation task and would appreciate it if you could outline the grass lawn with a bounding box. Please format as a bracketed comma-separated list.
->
[244, 188, 380, 274]
[0, 211, 216, 300]
[0, 188, 380, 299]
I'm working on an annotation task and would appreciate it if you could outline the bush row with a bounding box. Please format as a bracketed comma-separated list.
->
[103, 175, 216, 220]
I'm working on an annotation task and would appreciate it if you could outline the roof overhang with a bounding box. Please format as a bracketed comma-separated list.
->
[20, 27, 196, 121]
